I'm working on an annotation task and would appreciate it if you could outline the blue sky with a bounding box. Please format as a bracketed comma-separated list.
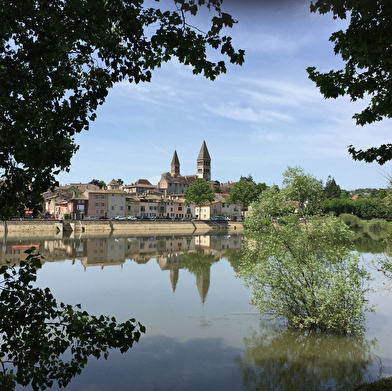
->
[56, 0, 392, 190]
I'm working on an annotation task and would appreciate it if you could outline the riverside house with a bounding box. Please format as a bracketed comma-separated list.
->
[126, 196, 140, 218]
[108, 190, 126, 219]
[85, 190, 109, 219]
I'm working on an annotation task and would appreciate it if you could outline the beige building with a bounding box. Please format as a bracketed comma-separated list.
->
[107, 190, 127, 219]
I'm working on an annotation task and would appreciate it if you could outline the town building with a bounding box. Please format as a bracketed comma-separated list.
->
[126, 195, 140, 217]
[124, 179, 157, 194]
[197, 140, 211, 181]
[107, 190, 127, 219]
[158, 141, 212, 196]
[85, 190, 109, 219]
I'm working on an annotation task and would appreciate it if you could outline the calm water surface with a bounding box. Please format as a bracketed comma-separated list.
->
[2, 232, 391, 391]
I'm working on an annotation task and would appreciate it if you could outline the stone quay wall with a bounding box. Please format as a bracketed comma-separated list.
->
[0, 219, 243, 238]
[1, 220, 63, 237]
[68, 219, 243, 235]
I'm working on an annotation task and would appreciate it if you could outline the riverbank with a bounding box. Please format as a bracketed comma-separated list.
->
[0, 219, 243, 238]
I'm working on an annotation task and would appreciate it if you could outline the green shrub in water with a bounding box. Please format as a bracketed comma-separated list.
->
[339, 213, 364, 228]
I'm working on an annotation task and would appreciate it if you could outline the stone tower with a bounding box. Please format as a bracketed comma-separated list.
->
[197, 141, 211, 181]
[171, 150, 180, 176]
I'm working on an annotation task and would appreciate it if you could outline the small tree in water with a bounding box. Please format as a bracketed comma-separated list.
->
[239, 187, 373, 334]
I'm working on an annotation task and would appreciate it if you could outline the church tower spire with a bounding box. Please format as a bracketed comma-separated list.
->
[171, 150, 180, 176]
[197, 141, 211, 181]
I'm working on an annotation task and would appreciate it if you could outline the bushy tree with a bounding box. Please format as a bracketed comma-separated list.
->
[281, 166, 324, 215]
[0, 0, 244, 219]
[184, 178, 215, 219]
[308, 1, 392, 164]
[239, 213, 373, 334]
[225, 175, 267, 214]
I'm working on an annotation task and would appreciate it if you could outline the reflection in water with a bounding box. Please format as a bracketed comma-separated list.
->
[2, 232, 392, 390]
[236, 322, 378, 391]
[0, 234, 242, 305]
[352, 230, 387, 254]
[183, 250, 219, 303]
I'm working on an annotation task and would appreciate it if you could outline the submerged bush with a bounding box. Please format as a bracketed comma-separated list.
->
[339, 213, 364, 228]
[239, 214, 373, 334]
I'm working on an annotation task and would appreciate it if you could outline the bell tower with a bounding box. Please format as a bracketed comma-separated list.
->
[196, 141, 211, 181]
[171, 150, 180, 176]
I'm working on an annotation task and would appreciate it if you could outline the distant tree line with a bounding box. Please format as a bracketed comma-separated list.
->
[321, 197, 390, 219]
[320, 176, 392, 219]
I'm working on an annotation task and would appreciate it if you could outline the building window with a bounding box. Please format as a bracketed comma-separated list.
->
[101, 195, 105, 199]
[100, 210, 104, 214]
[95, 202, 99, 206]
[111, 206, 115, 210]
[120, 206, 124, 211]
[95, 195, 99, 199]
[96, 210, 99, 214]
[101, 202, 105, 206]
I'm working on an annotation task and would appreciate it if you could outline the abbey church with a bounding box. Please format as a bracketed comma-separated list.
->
[157, 141, 212, 196]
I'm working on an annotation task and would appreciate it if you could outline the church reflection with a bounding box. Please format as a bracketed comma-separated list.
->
[0, 234, 242, 303]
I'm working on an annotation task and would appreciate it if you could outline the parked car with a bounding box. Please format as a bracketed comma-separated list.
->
[127, 215, 137, 220]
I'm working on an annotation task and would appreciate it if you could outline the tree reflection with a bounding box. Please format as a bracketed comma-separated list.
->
[236, 322, 377, 391]
[351, 230, 387, 254]
[183, 249, 219, 303]
[225, 248, 243, 273]
[183, 249, 218, 275]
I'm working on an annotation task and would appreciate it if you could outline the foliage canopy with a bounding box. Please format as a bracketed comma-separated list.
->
[0, 0, 244, 219]
[225, 175, 267, 212]
[184, 178, 215, 215]
[281, 166, 324, 214]
[308, 0, 392, 164]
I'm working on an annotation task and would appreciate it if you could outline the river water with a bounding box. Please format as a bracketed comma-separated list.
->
[2, 232, 391, 391]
